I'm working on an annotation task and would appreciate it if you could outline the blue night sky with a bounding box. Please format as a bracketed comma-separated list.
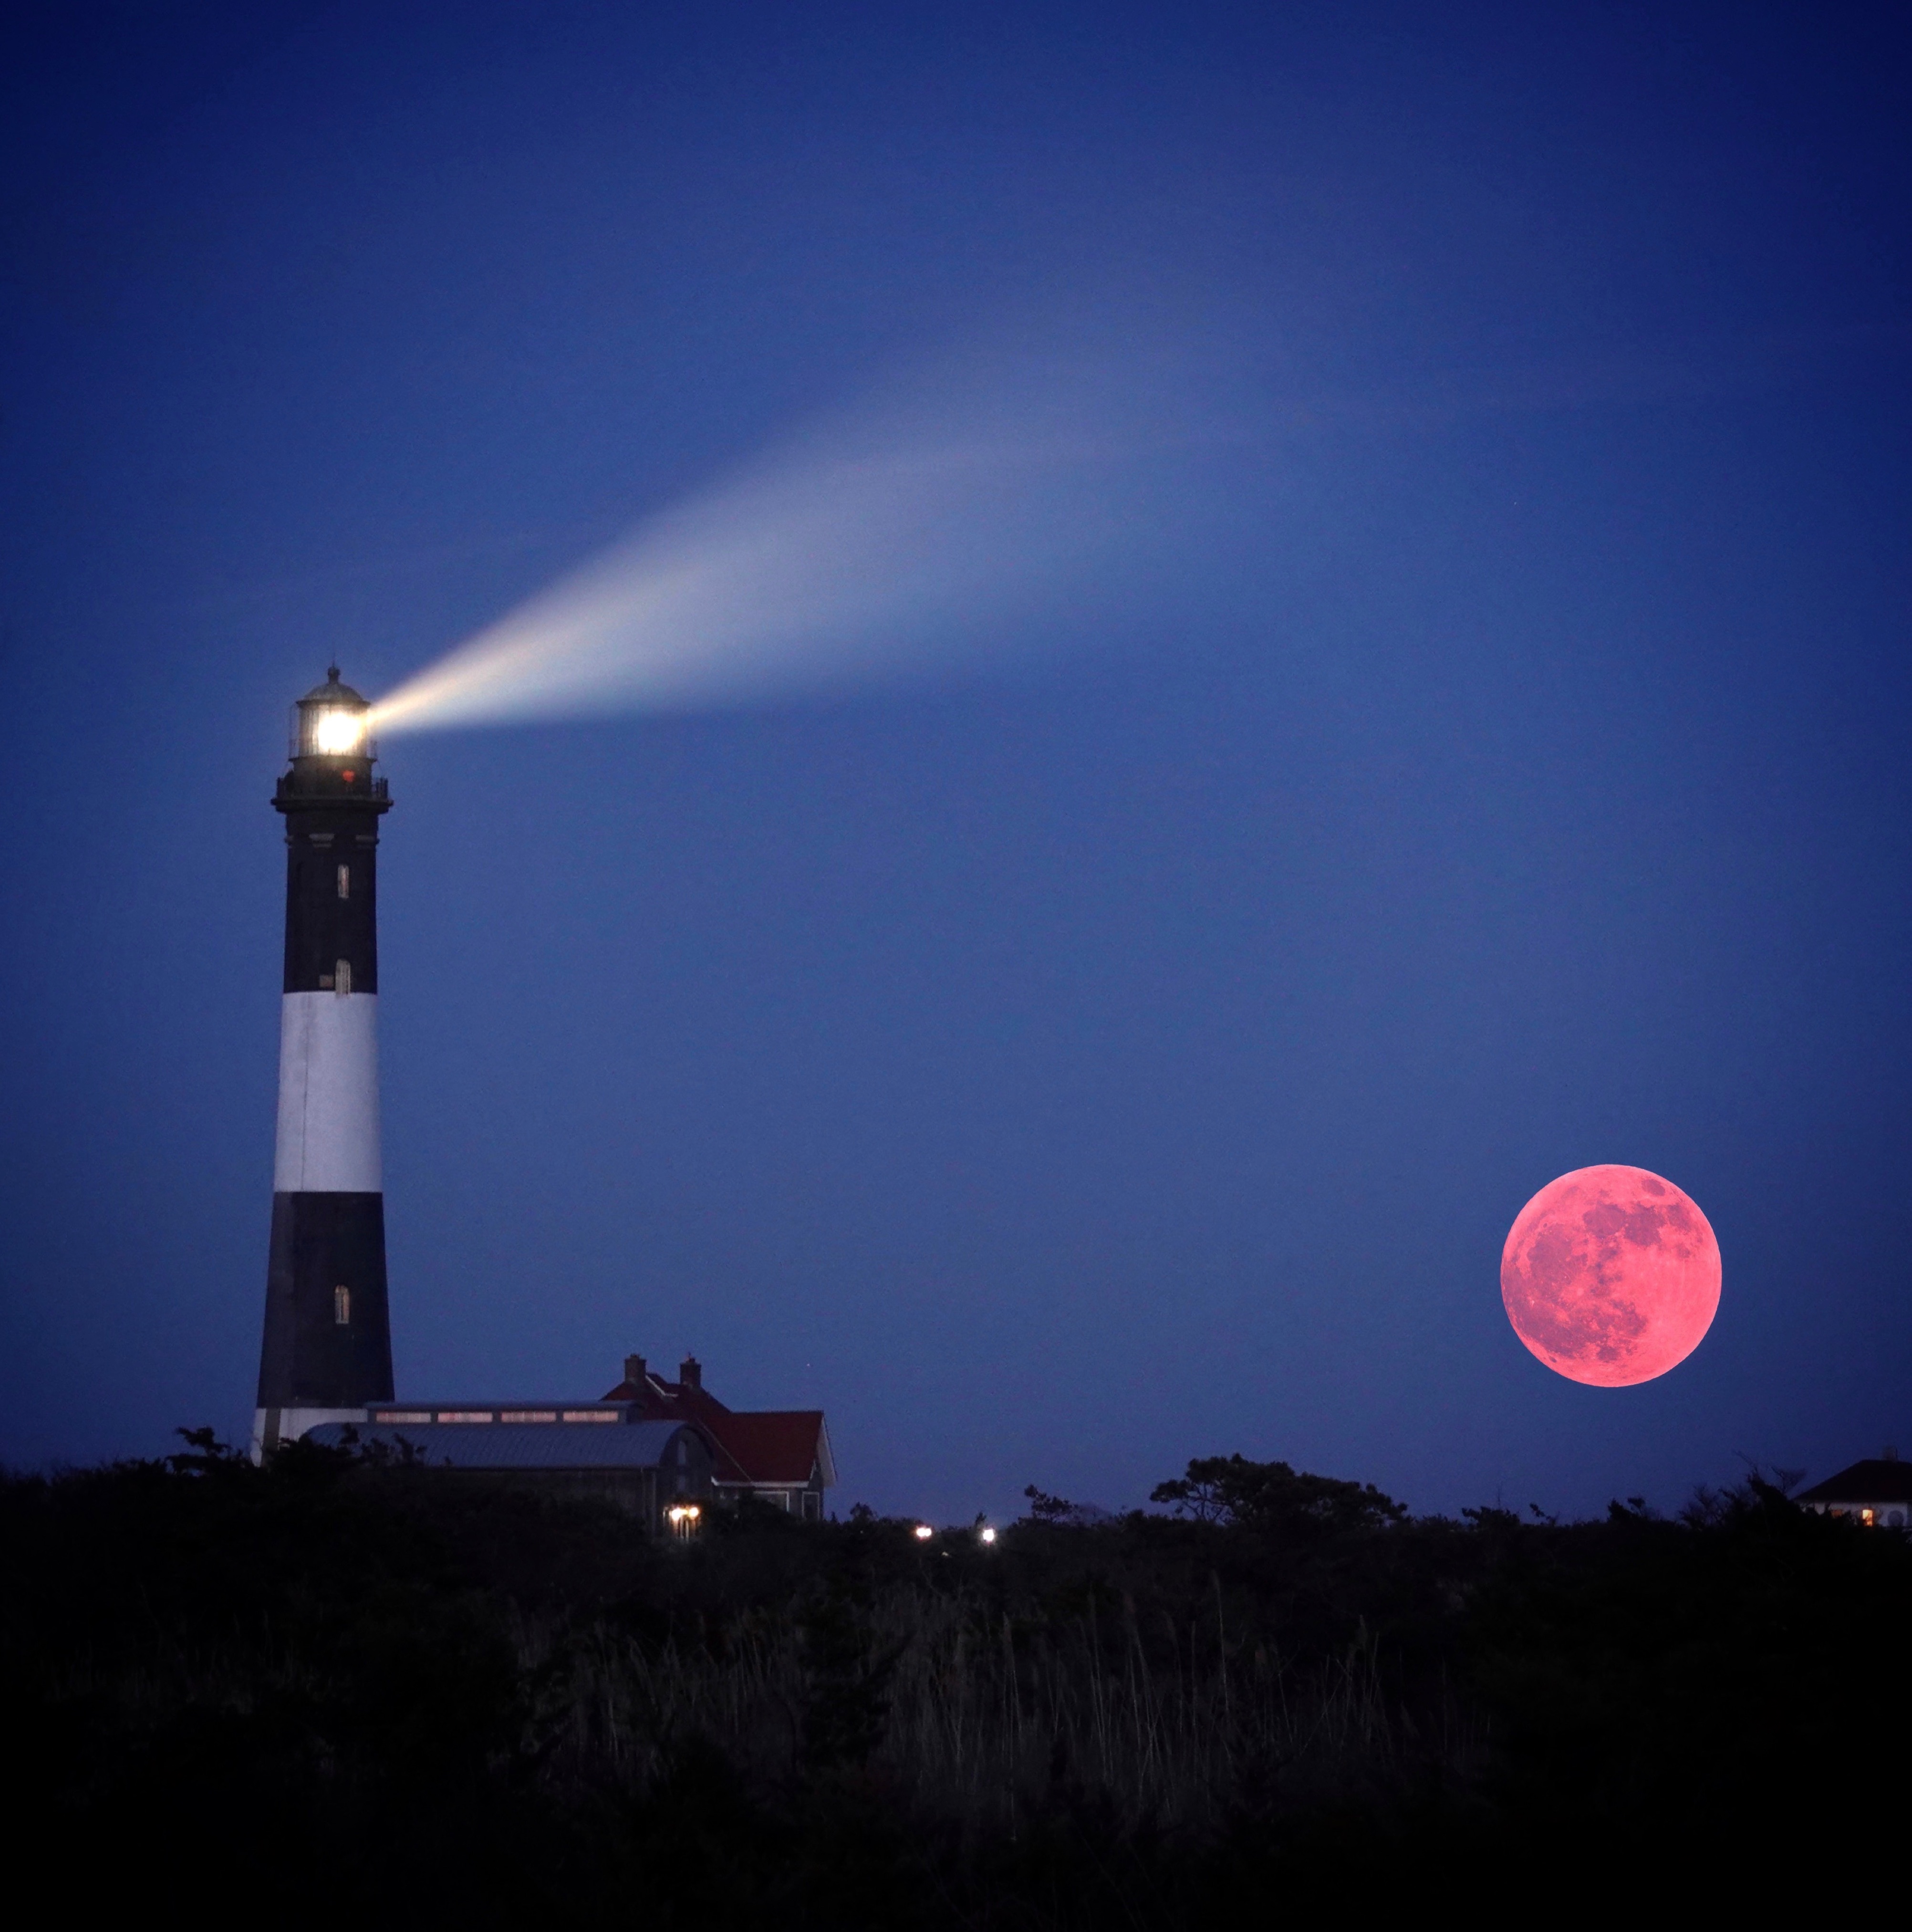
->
[3, 3, 1909, 1521]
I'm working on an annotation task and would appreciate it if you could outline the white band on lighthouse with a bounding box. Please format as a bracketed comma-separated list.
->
[274, 991, 383, 1193]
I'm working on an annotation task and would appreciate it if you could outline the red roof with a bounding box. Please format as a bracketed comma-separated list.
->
[601, 1371, 832, 1487]
[707, 1410, 830, 1485]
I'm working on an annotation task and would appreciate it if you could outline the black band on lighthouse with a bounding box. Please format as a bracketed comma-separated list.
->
[258, 1192, 394, 1405]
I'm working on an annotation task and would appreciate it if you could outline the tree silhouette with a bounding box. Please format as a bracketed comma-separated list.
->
[1149, 1454, 1407, 1535]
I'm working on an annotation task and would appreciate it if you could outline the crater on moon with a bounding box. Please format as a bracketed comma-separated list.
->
[1500, 1165, 1720, 1387]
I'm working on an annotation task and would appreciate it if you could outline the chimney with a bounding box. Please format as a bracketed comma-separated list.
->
[679, 1355, 702, 1391]
[623, 1353, 647, 1387]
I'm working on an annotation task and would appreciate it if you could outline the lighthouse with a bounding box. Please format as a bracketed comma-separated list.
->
[252, 669, 395, 1456]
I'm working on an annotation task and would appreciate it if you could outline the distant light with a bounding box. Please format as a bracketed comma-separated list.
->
[979, 1525, 998, 1545]
[913, 1523, 934, 1541]
[313, 710, 364, 755]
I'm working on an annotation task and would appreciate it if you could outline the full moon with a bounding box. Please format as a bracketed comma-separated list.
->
[1500, 1166, 1721, 1387]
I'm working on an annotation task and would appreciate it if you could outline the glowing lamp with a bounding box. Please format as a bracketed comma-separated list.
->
[293, 666, 376, 762]
[979, 1525, 998, 1545]
[913, 1523, 934, 1541]
[314, 710, 364, 754]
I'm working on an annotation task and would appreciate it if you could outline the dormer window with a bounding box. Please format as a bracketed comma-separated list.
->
[334, 1285, 351, 1326]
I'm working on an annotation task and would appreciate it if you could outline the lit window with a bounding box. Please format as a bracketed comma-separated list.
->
[562, 1410, 619, 1422]
[500, 1410, 558, 1423]
[1862, 1509, 1875, 1526]
[436, 1411, 495, 1423]
[335, 959, 352, 995]
[333, 1285, 351, 1326]
[375, 1411, 430, 1423]
[337, 865, 350, 900]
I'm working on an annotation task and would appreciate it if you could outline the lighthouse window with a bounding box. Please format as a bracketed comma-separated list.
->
[337, 865, 351, 900]
[334, 959, 352, 995]
[333, 1285, 351, 1326]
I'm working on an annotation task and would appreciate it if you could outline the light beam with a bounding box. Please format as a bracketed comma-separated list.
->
[368, 332, 1258, 736]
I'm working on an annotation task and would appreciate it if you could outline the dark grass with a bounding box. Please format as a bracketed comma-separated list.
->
[5, 1435, 1905, 1922]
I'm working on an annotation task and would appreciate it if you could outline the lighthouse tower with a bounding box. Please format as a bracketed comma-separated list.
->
[252, 669, 395, 1456]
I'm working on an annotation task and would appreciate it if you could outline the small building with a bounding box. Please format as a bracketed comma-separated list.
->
[603, 1355, 837, 1521]
[295, 1355, 835, 1533]
[303, 1407, 716, 1534]
[1795, 1448, 1912, 1529]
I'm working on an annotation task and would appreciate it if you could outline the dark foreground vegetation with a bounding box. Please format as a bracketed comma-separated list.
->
[7, 1435, 1907, 1923]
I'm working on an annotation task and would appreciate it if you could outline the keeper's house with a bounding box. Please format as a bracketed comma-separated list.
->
[603, 1354, 837, 1521]
[1795, 1448, 1912, 1530]
[301, 1353, 834, 1534]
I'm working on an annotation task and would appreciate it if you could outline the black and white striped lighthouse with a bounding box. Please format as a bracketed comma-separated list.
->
[252, 669, 395, 1456]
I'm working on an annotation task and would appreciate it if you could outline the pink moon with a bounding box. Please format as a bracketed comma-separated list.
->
[1500, 1165, 1721, 1387]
